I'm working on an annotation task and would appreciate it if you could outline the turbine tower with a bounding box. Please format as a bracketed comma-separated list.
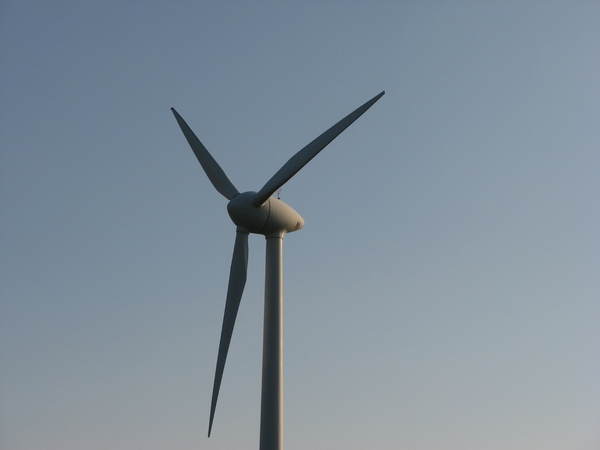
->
[171, 91, 384, 450]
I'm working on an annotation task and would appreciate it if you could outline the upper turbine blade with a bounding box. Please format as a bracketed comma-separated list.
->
[252, 91, 385, 206]
[171, 108, 240, 200]
[208, 228, 249, 437]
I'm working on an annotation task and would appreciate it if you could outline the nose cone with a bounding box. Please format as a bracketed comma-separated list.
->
[227, 192, 304, 236]
[227, 192, 269, 233]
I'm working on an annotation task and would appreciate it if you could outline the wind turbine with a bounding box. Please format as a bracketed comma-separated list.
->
[171, 91, 384, 450]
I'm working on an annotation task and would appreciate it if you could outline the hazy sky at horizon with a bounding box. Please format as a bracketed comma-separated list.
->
[1, 2, 599, 449]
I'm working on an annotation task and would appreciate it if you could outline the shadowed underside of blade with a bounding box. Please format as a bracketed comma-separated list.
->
[208, 228, 249, 437]
[171, 108, 240, 200]
[252, 91, 385, 206]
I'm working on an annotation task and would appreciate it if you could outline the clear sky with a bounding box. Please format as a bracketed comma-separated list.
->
[1, 2, 598, 449]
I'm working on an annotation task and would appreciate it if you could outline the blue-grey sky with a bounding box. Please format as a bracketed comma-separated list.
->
[1, 2, 599, 449]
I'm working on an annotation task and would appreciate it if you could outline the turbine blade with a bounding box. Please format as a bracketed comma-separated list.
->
[252, 91, 385, 206]
[171, 108, 240, 200]
[208, 228, 249, 437]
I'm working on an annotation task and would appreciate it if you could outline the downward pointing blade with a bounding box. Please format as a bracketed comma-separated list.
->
[171, 108, 240, 200]
[253, 91, 385, 206]
[208, 228, 249, 437]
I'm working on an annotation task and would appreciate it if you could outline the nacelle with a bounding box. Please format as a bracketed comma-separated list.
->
[227, 191, 304, 236]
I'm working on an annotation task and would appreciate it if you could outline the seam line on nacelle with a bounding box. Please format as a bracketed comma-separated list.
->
[258, 198, 271, 233]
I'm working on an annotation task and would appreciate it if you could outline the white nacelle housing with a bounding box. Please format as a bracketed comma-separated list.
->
[227, 191, 304, 236]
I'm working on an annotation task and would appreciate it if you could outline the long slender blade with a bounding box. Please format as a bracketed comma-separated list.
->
[171, 108, 240, 200]
[252, 91, 385, 206]
[208, 228, 249, 437]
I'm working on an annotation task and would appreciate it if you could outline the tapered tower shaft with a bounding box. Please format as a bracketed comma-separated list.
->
[260, 233, 284, 450]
